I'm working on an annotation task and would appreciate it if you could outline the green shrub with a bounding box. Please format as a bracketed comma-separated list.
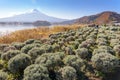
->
[86, 38, 96, 45]
[3, 46, 16, 52]
[58, 41, 64, 47]
[28, 47, 45, 62]
[66, 36, 75, 42]
[11, 42, 25, 50]
[8, 53, 31, 73]
[0, 44, 9, 52]
[93, 48, 114, 55]
[21, 44, 41, 54]
[0, 60, 6, 69]
[23, 64, 51, 80]
[63, 55, 85, 71]
[24, 39, 35, 44]
[35, 52, 64, 68]
[0, 52, 3, 58]
[0, 71, 8, 80]
[75, 38, 83, 43]
[113, 45, 120, 53]
[69, 41, 79, 49]
[62, 33, 69, 38]
[40, 44, 53, 53]
[57, 66, 77, 80]
[52, 44, 60, 52]
[97, 34, 107, 39]
[1, 50, 21, 61]
[110, 27, 118, 31]
[110, 39, 119, 47]
[49, 34, 58, 39]
[96, 38, 107, 44]
[97, 42, 107, 46]
[97, 46, 115, 55]
[64, 47, 74, 55]
[33, 40, 42, 44]
[79, 41, 91, 48]
[113, 45, 120, 57]
[91, 53, 120, 73]
[75, 48, 90, 59]
[49, 39, 57, 45]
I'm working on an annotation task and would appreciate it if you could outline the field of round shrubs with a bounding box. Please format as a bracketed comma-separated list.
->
[0, 26, 120, 80]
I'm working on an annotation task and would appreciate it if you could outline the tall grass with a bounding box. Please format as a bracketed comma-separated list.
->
[0, 25, 82, 44]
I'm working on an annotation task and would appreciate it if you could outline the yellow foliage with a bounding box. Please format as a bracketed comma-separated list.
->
[0, 25, 83, 44]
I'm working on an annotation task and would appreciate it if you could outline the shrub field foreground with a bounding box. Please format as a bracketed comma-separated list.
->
[0, 26, 120, 80]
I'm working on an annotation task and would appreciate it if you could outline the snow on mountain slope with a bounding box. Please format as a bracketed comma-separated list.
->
[0, 9, 67, 23]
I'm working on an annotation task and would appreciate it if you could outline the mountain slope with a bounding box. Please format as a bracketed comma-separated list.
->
[59, 11, 120, 25]
[75, 11, 120, 24]
[0, 9, 67, 23]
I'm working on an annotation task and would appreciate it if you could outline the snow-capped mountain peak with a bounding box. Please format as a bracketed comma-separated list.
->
[0, 9, 67, 23]
[31, 9, 40, 13]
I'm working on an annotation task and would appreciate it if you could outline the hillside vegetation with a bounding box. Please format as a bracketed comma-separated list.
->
[0, 26, 120, 80]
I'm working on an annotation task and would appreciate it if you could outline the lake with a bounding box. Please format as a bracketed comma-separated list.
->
[0, 25, 36, 35]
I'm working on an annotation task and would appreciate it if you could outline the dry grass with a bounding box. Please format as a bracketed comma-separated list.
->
[0, 25, 83, 44]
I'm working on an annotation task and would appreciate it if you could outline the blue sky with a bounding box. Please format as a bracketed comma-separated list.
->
[0, 0, 119, 19]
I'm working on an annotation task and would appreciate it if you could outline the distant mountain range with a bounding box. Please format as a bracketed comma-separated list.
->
[60, 11, 120, 25]
[0, 10, 120, 25]
[0, 9, 67, 23]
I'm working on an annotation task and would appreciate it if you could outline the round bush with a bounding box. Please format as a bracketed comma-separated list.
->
[35, 52, 64, 68]
[97, 42, 107, 46]
[40, 44, 53, 53]
[86, 38, 96, 46]
[97, 46, 115, 55]
[3, 46, 16, 52]
[0, 71, 8, 80]
[58, 41, 64, 47]
[57, 66, 77, 80]
[75, 48, 90, 59]
[97, 34, 107, 39]
[65, 47, 74, 55]
[96, 38, 107, 44]
[33, 40, 42, 44]
[0, 44, 9, 52]
[12, 42, 25, 50]
[63, 55, 85, 71]
[1, 50, 21, 61]
[69, 41, 79, 49]
[93, 48, 114, 55]
[91, 53, 120, 73]
[24, 39, 35, 44]
[8, 53, 31, 73]
[113, 45, 120, 53]
[52, 44, 60, 52]
[23, 64, 51, 80]
[113, 45, 120, 57]
[66, 36, 75, 42]
[21, 44, 41, 54]
[79, 41, 91, 48]
[28, 47, 45, 62]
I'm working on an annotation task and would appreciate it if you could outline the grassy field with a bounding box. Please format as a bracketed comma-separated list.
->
[0, 25, 83, 44]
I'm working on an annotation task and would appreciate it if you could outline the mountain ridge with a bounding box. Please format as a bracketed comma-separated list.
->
[59, 11, 120, 25]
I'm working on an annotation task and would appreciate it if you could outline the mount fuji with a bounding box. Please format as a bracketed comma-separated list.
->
[0, 9, 67, 23]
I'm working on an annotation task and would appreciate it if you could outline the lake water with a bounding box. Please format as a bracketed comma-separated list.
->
[0, 25, 36, 35]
